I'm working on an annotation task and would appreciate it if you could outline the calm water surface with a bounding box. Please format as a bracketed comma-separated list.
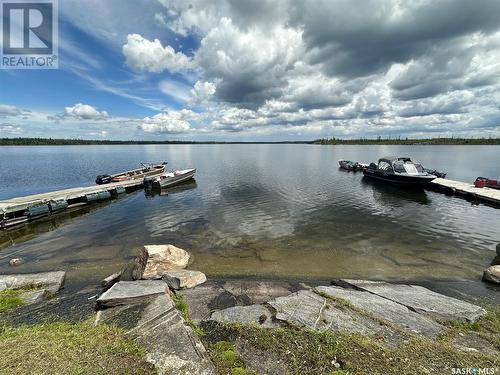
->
[0, 145, 499, 290]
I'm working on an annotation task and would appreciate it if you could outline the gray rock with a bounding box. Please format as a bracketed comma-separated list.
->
[340, 279, 486, 322]
[0, 271, 65, 293]
[101, 272, 121, 289]
[497, 242, 500, 256]
[211, 305, 276, 327]
[98, 293, 215, 375]
[221, 280, 295, 304]
[133, 244, 190, 280]
[177, 284, 227, 322]
[0, 281, 7, 292]
[20, 289, 47, 304]
[483, 265, 500, 284]
[97, 280, 168, 307]
[268, 290, 383, 335]
[315, 286, 443, 336]
[163, 270, 207, 290]
[9, 258, 24, 266]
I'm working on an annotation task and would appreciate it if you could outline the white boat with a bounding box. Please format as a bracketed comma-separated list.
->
[148, 168, 196, 188]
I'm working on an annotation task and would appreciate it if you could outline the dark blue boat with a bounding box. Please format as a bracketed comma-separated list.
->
[363, 156, 436, 186]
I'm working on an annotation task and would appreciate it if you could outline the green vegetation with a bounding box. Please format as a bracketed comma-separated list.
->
[0, 137, 310, 146]
[208, 340, 256, 375]
[202, 319, 498, 375]
[0, 289, 26, 313]
[171, 293, 205, 337]
[314, 136, 500, 145]
[0, 321, 155, 374]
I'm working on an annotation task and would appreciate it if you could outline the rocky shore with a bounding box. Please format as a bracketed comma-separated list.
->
[1, 243, 499, 374]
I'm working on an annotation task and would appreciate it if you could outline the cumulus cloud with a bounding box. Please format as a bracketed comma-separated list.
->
[140, 109, 197, 133]
[190, 80, 216, 103]
[64, 103, 109, 120]
[123, 33, 192, 73]
[116, 0, 500, 138]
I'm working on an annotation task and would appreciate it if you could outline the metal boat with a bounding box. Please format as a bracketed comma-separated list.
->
[96, 163, 167, 185]
[363, 156, 436, 186]
[147, 168, 196, 188]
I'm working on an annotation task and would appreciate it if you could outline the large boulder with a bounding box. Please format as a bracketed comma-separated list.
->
[483, 265, 500, 284]
[97, 280, 168, 308]
[162, 270, 206, 290]
[133, 245, 190, 280]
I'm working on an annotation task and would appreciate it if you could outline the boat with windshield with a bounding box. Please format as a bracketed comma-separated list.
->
[362, 156, 436, 186]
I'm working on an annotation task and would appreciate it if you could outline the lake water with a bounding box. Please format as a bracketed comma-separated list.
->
[0, 145, 499, 292]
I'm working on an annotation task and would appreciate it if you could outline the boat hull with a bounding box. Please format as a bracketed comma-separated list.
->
[152, 169, 196, 188]
[363, 168, 435, 186]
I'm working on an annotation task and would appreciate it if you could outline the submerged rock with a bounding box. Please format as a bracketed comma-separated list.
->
[9, 258, 24, 267]
[133, 245, 190, 280]
[97, 280, 168, 308]
[483, 265, 500, 284]
[339, 279, 486, 323]
[0, 271, 66, 294]
[162, 270, 207, 290]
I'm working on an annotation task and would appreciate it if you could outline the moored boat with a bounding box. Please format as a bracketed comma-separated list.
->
[96, 163, 167, 185]
[148, 168, 196, 188]
[338, 160, 367, 171]
[363, 156, 436, 186]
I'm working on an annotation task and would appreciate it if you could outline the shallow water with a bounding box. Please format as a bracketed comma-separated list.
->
[0, 145, 499, 290]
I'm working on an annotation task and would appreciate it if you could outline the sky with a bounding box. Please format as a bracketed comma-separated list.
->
[1, 0, 500, 141]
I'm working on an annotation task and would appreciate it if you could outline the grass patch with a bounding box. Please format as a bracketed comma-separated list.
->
[208, 340, 256, 375]
[0, 289, 26, 313]
[202, 321, 499, 375]
[172, 292, 205, 337]
[0, 320, 155, 374]
[446, 306, 500, 350]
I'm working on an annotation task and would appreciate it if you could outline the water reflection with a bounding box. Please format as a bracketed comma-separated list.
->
[0, 145, 499, 289]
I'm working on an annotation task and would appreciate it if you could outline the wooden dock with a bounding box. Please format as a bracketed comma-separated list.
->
[0, 179, 144, 228]
[429, 178, 500, 206]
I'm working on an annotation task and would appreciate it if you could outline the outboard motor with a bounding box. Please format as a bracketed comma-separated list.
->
[96, 174, 112, 185]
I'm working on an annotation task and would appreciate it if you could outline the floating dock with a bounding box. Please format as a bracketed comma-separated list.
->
[429, 178, 500, 206]
[0, 179, 144, 229]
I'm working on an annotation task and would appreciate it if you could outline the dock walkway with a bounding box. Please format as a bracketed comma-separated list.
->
[0, 179, 144, 228]
[429, 178, 500, 205]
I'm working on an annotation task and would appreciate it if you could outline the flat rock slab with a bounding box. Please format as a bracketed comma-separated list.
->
[340, 279, 486, 322]
[163, 270, 207, 290]
[315, 286, 443, 337]
[211, 305, 276, 327]
[97, 280, 168, 308]
[268, 290, 386, 336]
[179, 280, 297, 323]
[0, 271, 65, 293]
[98, 293, 215, 375]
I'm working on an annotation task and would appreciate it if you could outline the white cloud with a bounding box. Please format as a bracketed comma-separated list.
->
[0, 123, 23, 134]
[190, 80, 216, 103]
[64, 103, 109, 120]
[158, 79, 192, 103]
[123, 33, 192, 73]
[140, 109, 198, 133]
[0, 104, 30, 118]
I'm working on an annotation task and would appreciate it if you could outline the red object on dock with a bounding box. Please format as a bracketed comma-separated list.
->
[475, 178, 486, 188]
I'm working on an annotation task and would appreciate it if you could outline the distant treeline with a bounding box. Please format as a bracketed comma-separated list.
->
[0, 138, 311, 146]
[313, 137, 500, 145]
[1, 137, 499, 146]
